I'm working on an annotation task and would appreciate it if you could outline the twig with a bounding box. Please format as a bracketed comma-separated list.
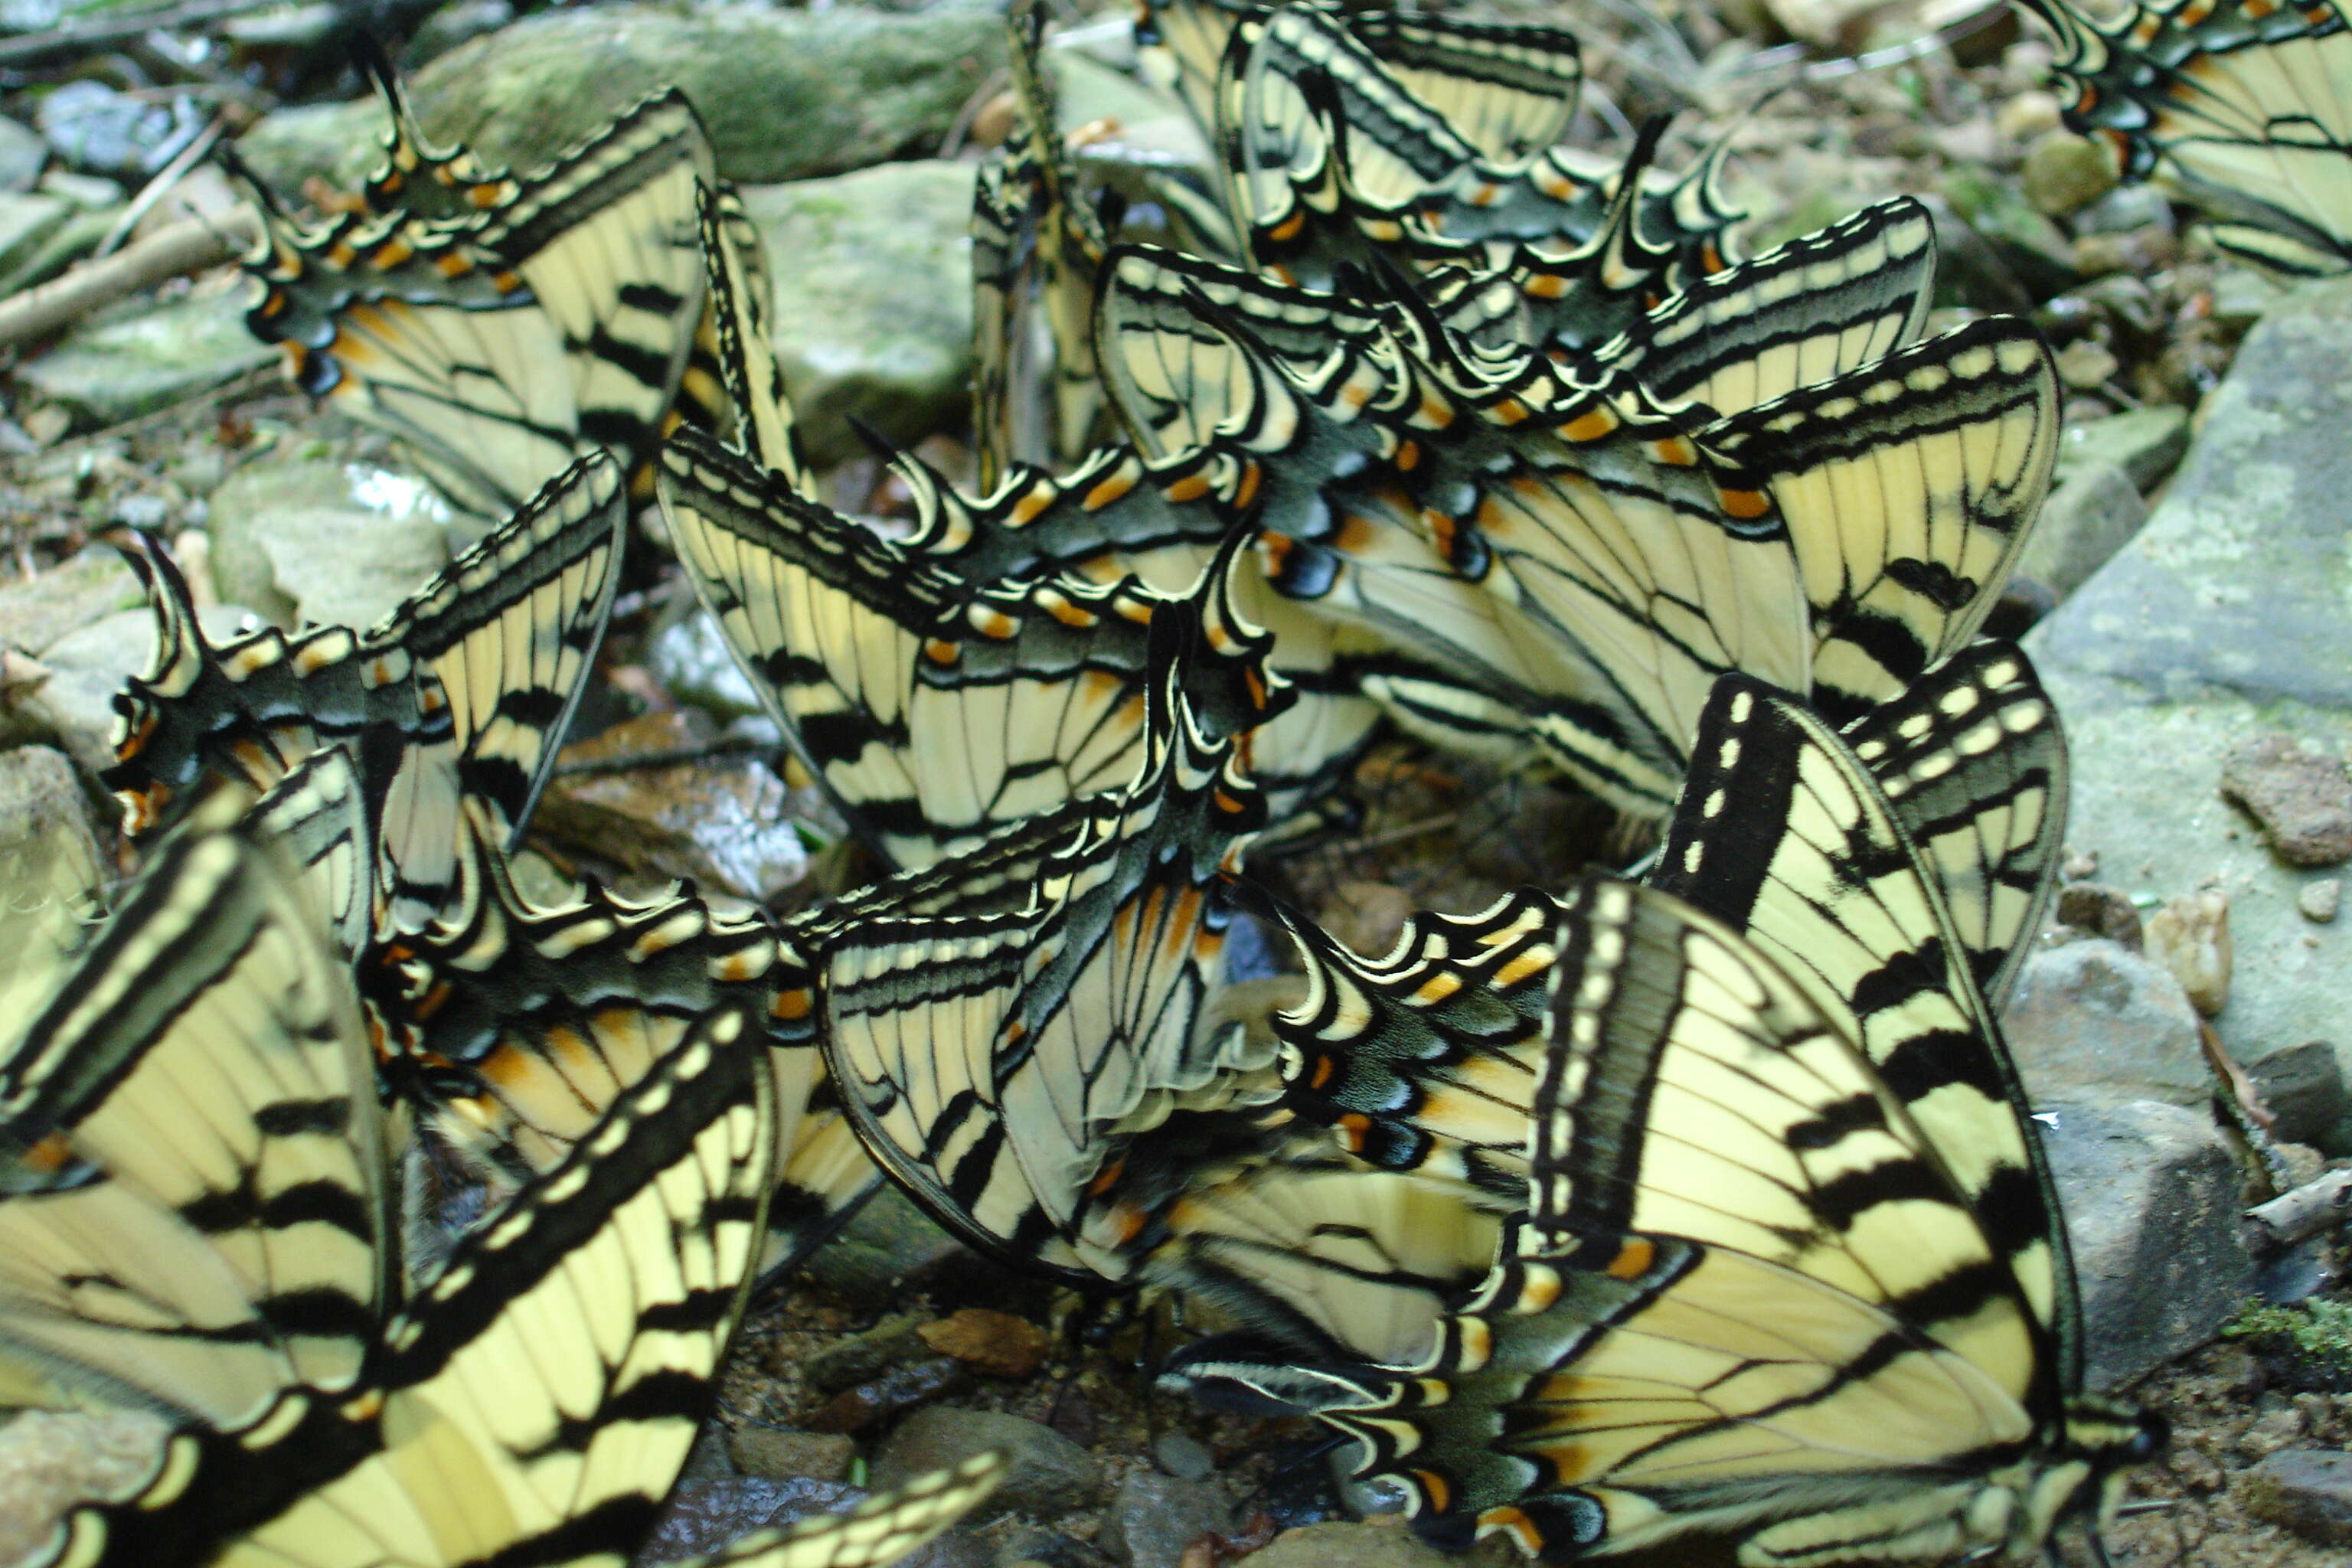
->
[0, 0, 275, 67]
[96, 116, 229, 260]
[2246, 1169, 2352, 1253]
[0, 210, 257, 354]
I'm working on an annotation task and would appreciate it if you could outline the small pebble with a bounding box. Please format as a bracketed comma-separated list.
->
[2063, 848, 2099, 881]
[802, 1356, 969, 1435]
[2300, 880, 2341, 923]
[2145, 890, 2232, 1016]
[2220, 734, 2352, 867]
[803, 1311, 929, 1393]
[2056, 882, 2142, 950]
[2054, 338, 2119, 391]
[1152, 1432, 1214, 1482]
[918, 1307, 1050, 1378]
[727, 1425, 857, 1482]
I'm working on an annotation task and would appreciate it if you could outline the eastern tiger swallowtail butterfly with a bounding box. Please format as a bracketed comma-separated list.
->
[1248, 640, 2067, 1209]
[2020, 0, 2352, 276]
[240, 68, 738, 516]
[1170, 657, 2162, 1565]
[814, 599, 1283, 1283]
[107, 450, 627, 928]
[0, 783, 1001, 1566]
[656, 426, 1376, 868]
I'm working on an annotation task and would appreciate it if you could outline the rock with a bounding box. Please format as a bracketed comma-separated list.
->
[0, 191, 67, 277]
[0, 202, 115, 297]
[1238, 1523, 1456, 1568]
[2300, 879, 2341, 923]
[1152, 1432, 1214, 1483]
[13, 288, 273, 430]
[1100, 1473, 1233, 1568]
[236, 6, 1004, 197]
[2053, 338, 2118, 392]
[803, 1357, 972, 1436]
[871, 1409, 1102, 1522]
[2015, 460, 2145, 599]
[805, 1312, 930, 1393]
[0, 547, 142, 655]
[800, 1186, 972, 1300]
[2145, 890, 2232, 1015]
[2004, 940, 2210, 1108]
[2053, 882, 2142, 949]
[535, 710, 813, 900]
[1938, 168, 2078, 302]
[727, 1426, 856, 1484]
[1760, 0, 1881, 47]
[740, 162, 974, 465]
[0, 115, 44, 191]
[1994, 89, 2063, 144]
[35, 80, 204, 178]
[204, 457, 459, 628]
[2056, 405, 2189, 491]
[2042, 1098, 2254, 1389]
[1320, 880, 1413, 957]
[2025, 275, 2352, 1149]
[639, 1476, 861, 1565]
[2022, 129, 2117, 215]
[2242, 1449, 2352, 1545]
[2246, 1040, 2350, 1148]
[30, 603, 256, 773]
[2071, 182, 2174, 237]
[998, 1530, 1114, 1568]
[649, 608, 766, 721]
[919, 1308, 1051, 1379]
[2220, 734, 2352, 867]
[0, 1408, 171, 1565]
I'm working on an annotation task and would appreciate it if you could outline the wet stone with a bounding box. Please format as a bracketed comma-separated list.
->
[1152, 1432, 1214, 1482]
[804, 1312, 928, 1393]
[2221, 734, 2352, 868]
[0, 547, 142, 656]
[802, 1356, 969, 1436]
[0, 115, 44, 191]
[2022, 128, 2116, 215]
[871, 1408, 1101, 1521]
[1100, 1473, 1232, 1568]
[637, 1476, 860, 1565]
[12, 289, 273, 430]
[2015, 460, 2145, 600]
[2242, 1449, 2352, 1544]
[1236, 1523, 1456, 1568]
[2054, 882, 2143, 950]
[726, 1426, 856, 1483]
[2005, 939, 2209, 1109]
[2246, 1041, 2350, 1149]
[919, 1308, 1050, 1379]
[2301, 879, 2342, 923]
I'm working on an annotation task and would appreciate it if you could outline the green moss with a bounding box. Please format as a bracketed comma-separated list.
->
[2224, 1298, 2352, 1389]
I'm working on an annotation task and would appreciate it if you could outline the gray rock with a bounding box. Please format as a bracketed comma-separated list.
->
[1151, 1432, 1214, 1483]
[236, 6, 1004, 197]
[14, 289, 273, 430]
[648, 607, 765, 722]
[871, 1409, 1101, 1522]
[2026, 275, 2352, 1150]
[727, 1426, 856, 1483]
[2015, 460, 2146, 600]
[2042, 1099, 2255, 1390]
[799, 1177, 969, 1300]
[1100, 1473, 1231, 1568]
[638, 1477, 861, 1566]
[2242, 1449, 2352, 1545]
[0, 191, 67, 277]
[1939, 167, 2078, 302]
[996, 1529, 1113, 1568]
[2056, 405, 2190, 491]
[740, 162, 974, 466]
[804, 1312, 930, 1395]
[1234, 1523, 1455, 1568]
[2005, 940, 2210, 1109]
[35, 81, 202, 178]
[2301, 878, 2341, 923]
[0, 115, 44, 192]
[2070, 182, 2174, 237]
[2053, 881, 2143, 949]
[2246, 1040, 2349, 1148]
[29, 603, 258, 773]
[204, 458, 456, 629]
[0, 547, 142, 655]
[0, 1408, 171, 1566]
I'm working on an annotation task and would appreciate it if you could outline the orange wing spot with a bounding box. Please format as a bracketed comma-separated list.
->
[1418, 397, 1455, 430]
[1468, 181, 1500, 207]
[773, 987, 814, 1022]
[973, 607, 1018, 640]
[1083, 469, 1136, 510]
[1518, 1267, 1561, 1312]
[1606, 1236, 1656, 1280]
[1270, 264, 1297, 286]
[1717, 487, 1772, 520]
[1648, 436, 1697, 467]
[1260, 533, 1295, 573]
[1269, 210, 1306, 243]
[373, 236, 415, 270]
[1491, 398, 1529, 425]
[19, 1133, 70, 1175]
[1481, 1508, 1542, 1557]
[1232, 460, 1263, 511]
[1337, 1112, 1372, 1152]
[1393, 439, 1421, 472]
[1494, 950, 1548, 988]
[1163, 472, 1212, 505]
[1413, 1472, 1453, 1513]
[1243, 665, 1268, 711]
[1214, 788, 1246, 815]
[1308, 1053, 1336, 1090]
[1004, 1019, 1028, 1047]
[469, 184, 502, 210]
[1559, 407, 1617, 443]
[923, 638, 962, 666]
[1341, 377, 1373, 410]
[1045, 594, 1097, 629]
[1011, 483, 1054, 526]
[1088, 1156, 1129, 1197]
[1537, 169, 1574, 200]
[254, 290, 289, 322]
[1421, 509, 1459, 554]
[1524, 273, 1566, 301]
[230, 737, 277, 780]
[1413, 971, 1462, 1005]
[433, 249, 474, 279]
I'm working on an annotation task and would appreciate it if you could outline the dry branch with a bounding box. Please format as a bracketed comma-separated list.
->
[0, 211, 257, 353]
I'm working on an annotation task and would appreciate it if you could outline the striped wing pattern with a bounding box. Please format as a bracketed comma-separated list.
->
[106, 452, 627, 925]
[2022, 0, 2352, 275]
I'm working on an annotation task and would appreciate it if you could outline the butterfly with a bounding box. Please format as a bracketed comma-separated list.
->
[1170, 652, 2163, 1564]
[240, 62, 740, 514]
[2020, 0, 2352, 276]
[0, 781, 1002, 1566]
[107, 450, 627, 927]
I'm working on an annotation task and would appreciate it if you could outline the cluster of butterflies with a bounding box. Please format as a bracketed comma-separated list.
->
[0, 0, 2217, 1563]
